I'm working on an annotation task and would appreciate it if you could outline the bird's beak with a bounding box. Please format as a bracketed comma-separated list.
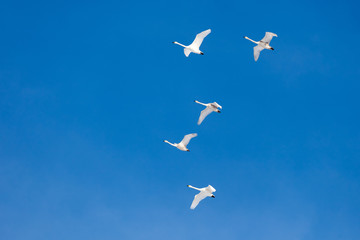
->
[211, 195, 215, 198]
[271, 47, 274, 50]
[187, 150, 190, 152]
[200, 52, 204, 55]
[217, 110, 221, 113]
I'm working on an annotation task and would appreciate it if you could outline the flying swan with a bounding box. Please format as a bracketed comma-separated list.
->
[194, 100, 222, 125]
[173, 29, 211, 57]
[187, 185, 216, 209]
[163, 133, 197, 152]
[244, 32, 278, 61]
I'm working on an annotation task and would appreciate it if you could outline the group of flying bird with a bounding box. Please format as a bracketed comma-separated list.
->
[172, 29, 277, 60]
[164, 29, 278, 210]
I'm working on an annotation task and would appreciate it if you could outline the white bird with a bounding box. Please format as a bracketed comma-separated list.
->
[194, 100, 222, 125]
[163, 133, 197, 152]
[244, 32, 278, 61]
[187, 185, 216, 210]
[173, 29, 211, 57]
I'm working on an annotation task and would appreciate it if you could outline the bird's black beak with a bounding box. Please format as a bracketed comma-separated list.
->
[211, 195, 215, 198]
[270, 47, 274, 50]
[200, 52, 204, 55]
[187, 150, 190, 152]
[218, 110, 221, 113]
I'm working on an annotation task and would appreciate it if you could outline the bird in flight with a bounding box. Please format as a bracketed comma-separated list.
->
[244, 32, 278, 61]
[194, 100, 222, 125]
[173, 29, 211, 57]
[163, 133, 198, 152]
[187, 185, 216, 209]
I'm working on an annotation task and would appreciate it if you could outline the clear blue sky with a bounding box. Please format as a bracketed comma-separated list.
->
[0, 0, 359, 239]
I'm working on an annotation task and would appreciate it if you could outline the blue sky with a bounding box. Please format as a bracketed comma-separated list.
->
[0, 0, 359, 239]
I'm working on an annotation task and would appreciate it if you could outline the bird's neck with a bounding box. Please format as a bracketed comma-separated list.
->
[195, 100, 208, 107]
[173, 41, 187, 48]
[188, 185, 201, 191]
[164, 140, 176, 147]
[244, 36, 259, 44]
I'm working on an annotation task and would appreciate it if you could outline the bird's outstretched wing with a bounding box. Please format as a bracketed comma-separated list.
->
[254, 45, 264, 62]
[206, 185, 216, 193]
[198, 107, 213, 125]
[184, 48, 191, 57]
[180, 133, 198, 147]
[261, 32, 277, 44]
[190, 29, 211, 48]
[190, 192, 207, 210]
[212, 102, 222, 109]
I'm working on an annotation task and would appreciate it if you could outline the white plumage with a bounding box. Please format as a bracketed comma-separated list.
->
[173, 29, 211, 57]
[194, 100, 222, 125]
[187, 185, 216, 209]
[163, 133, 198, 152]
[244, 32, 278, 61]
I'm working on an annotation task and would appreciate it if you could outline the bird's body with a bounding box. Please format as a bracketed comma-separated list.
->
[187, 185, 216, 209]
[173, 29, 211, 57]
[194, 100, 222, 125]
[163, 133, 197, 152]
[244, 32, 278, 61]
